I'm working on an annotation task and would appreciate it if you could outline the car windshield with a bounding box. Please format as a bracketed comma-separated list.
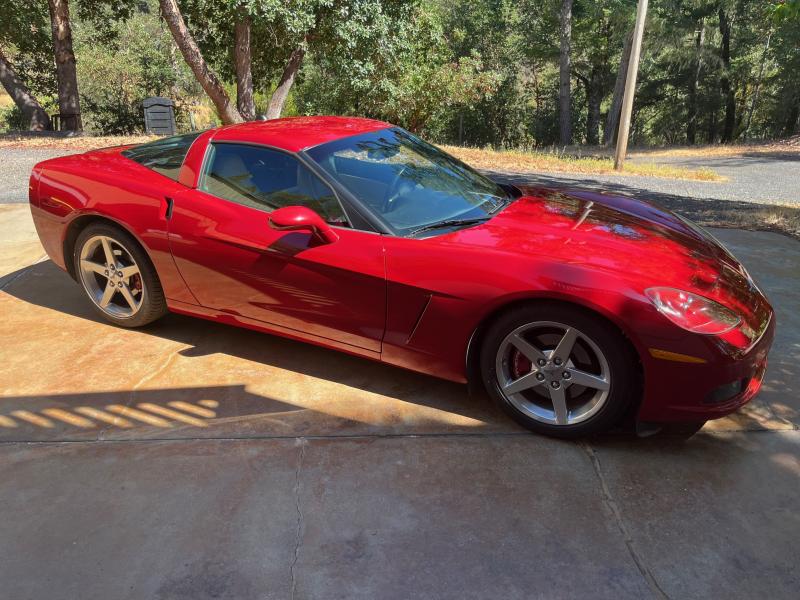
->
[305, 127, 510, 236]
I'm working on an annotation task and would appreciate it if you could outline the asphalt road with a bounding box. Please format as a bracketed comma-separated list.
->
[489, 152, 800, 209]
[3, 147, 799, 206]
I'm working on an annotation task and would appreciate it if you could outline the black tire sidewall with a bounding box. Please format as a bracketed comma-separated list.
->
[480, 303, 638, 438]
[73, 223, 167, 328]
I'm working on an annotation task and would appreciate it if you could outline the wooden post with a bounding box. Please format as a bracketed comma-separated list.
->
[614, 0, 649, 171]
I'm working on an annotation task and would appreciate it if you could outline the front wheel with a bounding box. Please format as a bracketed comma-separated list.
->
[480, 304, 639, 438]
[73, 223, 168, 327]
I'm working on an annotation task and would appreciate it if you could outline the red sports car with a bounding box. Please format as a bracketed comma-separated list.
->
[28, 117, 774, 437]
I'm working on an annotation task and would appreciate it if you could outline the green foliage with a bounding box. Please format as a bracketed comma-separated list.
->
[0, 0, 56, 96]
[0, 104, 26, 132]
[74, 1, 200, 134]
[2, 0, 796, 142]
[774, 0, 800, 22]
[178, 0, 412, 100]
[295, 3, 501, 136]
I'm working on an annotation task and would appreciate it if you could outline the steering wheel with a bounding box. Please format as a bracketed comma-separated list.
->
[382, 165, 409, 213]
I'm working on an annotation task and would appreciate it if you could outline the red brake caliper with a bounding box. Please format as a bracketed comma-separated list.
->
[511, 349, 532, 378]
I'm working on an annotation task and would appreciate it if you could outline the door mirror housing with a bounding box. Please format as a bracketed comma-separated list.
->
[268, 206, 339, 244]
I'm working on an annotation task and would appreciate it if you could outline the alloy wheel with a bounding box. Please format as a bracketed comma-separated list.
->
[78, 234, 145, 318]
[494, 321, 611, 426]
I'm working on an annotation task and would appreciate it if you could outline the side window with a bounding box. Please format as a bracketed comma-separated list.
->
[200, 143, 348, 225]
[122, 132, 202, 181]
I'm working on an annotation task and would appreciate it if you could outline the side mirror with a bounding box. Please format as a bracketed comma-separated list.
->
[268, 206, 339, 244]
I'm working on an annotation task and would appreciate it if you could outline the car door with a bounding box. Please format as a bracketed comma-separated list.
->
[167, 142, 386, 354]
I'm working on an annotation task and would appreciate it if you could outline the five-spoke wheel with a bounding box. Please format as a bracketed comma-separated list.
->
[74, 223, 168, 327]
[481, 304, 637, 437]
[495, 322, 611, 426]
[79, 234, 144, 318]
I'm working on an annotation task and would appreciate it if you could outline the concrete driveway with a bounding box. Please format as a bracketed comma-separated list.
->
[1, 203, 799, 599]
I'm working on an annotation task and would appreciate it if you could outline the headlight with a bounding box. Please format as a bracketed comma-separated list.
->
[645, 287, 741, 335]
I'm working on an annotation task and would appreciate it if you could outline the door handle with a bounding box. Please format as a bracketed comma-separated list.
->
[164, 197, 174, 220]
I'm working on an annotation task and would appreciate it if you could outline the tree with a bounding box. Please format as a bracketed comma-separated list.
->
[265, 43, 305, 119]
[0, 49, 50, 130]
[48, 0, 82, 130]
[234, 7, 255, 120]
[73, 1, 201, 134]
[158, 0, 243, 124]
[572, 1, 635, 146]
[0, 0, 54, 130]
[718, 5, 734, 142]
[558, 0, 573, 145]
[686, 17, 704, 144]
[295, 2, 499, 135]
[164, 1, 407, 123]
[605, 30, 633, 145]
[741, 30, 770, 139]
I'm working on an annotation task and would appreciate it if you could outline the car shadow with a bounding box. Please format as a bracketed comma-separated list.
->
[3, 259, 794, 441]
[1, 260, 519, 440]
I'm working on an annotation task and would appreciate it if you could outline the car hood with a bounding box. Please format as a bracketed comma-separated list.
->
[441, 187, 772, 344]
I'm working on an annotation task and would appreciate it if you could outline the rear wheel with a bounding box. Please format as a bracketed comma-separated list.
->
[480, 304, 638, 438]
[73, 223, 167, 327]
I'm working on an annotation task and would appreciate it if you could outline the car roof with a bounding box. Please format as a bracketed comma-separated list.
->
[210, 116, 392, 152]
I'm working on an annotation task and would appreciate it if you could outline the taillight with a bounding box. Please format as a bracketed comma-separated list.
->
[645, 287, 741, 335]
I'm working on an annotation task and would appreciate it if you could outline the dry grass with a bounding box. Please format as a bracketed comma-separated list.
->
[0, 134, 158, 150]
[443, 145, 723, 181]
[632, 138, 800, 159]
[1, 134, 717, 180]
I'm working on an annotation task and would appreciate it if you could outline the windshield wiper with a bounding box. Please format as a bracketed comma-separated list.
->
[409, 217, 489, 237]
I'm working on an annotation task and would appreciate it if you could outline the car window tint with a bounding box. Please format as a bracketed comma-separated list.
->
[122, 132, 202, 181]
[200, 143, 348, 225]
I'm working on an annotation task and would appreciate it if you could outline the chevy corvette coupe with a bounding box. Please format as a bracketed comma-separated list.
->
[29, 117, 774, 437]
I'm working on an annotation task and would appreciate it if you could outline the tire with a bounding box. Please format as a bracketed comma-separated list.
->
[480, 303, 639, 438]
[73, 222, 168, 328]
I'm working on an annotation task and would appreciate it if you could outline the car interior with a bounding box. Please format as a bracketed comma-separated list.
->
[200, 144, 348, 225]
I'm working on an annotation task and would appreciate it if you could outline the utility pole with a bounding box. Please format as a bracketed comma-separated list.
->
[614, 0, 649, 170]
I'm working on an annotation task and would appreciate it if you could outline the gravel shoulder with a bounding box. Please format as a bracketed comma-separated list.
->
[1, 148, 80, 204]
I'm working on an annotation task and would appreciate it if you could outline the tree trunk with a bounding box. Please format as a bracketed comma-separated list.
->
[47, 0, 81, 131]
[158, 0, 242, 124]
[743, 32, 771, 139]
[718, 8, 735, 142]
[707, 95, 719, 143]
[234, 8, 255, 120]
[265, 45, 305, 120]
[784, 97, 800, 137]
[687, 19, 705, 145]
[558, 0, 573, 145]
[0, 49, 51, 131]
[586, 67, 603, 146]
[604, 30, 633, 146]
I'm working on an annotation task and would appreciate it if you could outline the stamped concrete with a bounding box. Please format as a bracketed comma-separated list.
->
[1, 203, 799, 598]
